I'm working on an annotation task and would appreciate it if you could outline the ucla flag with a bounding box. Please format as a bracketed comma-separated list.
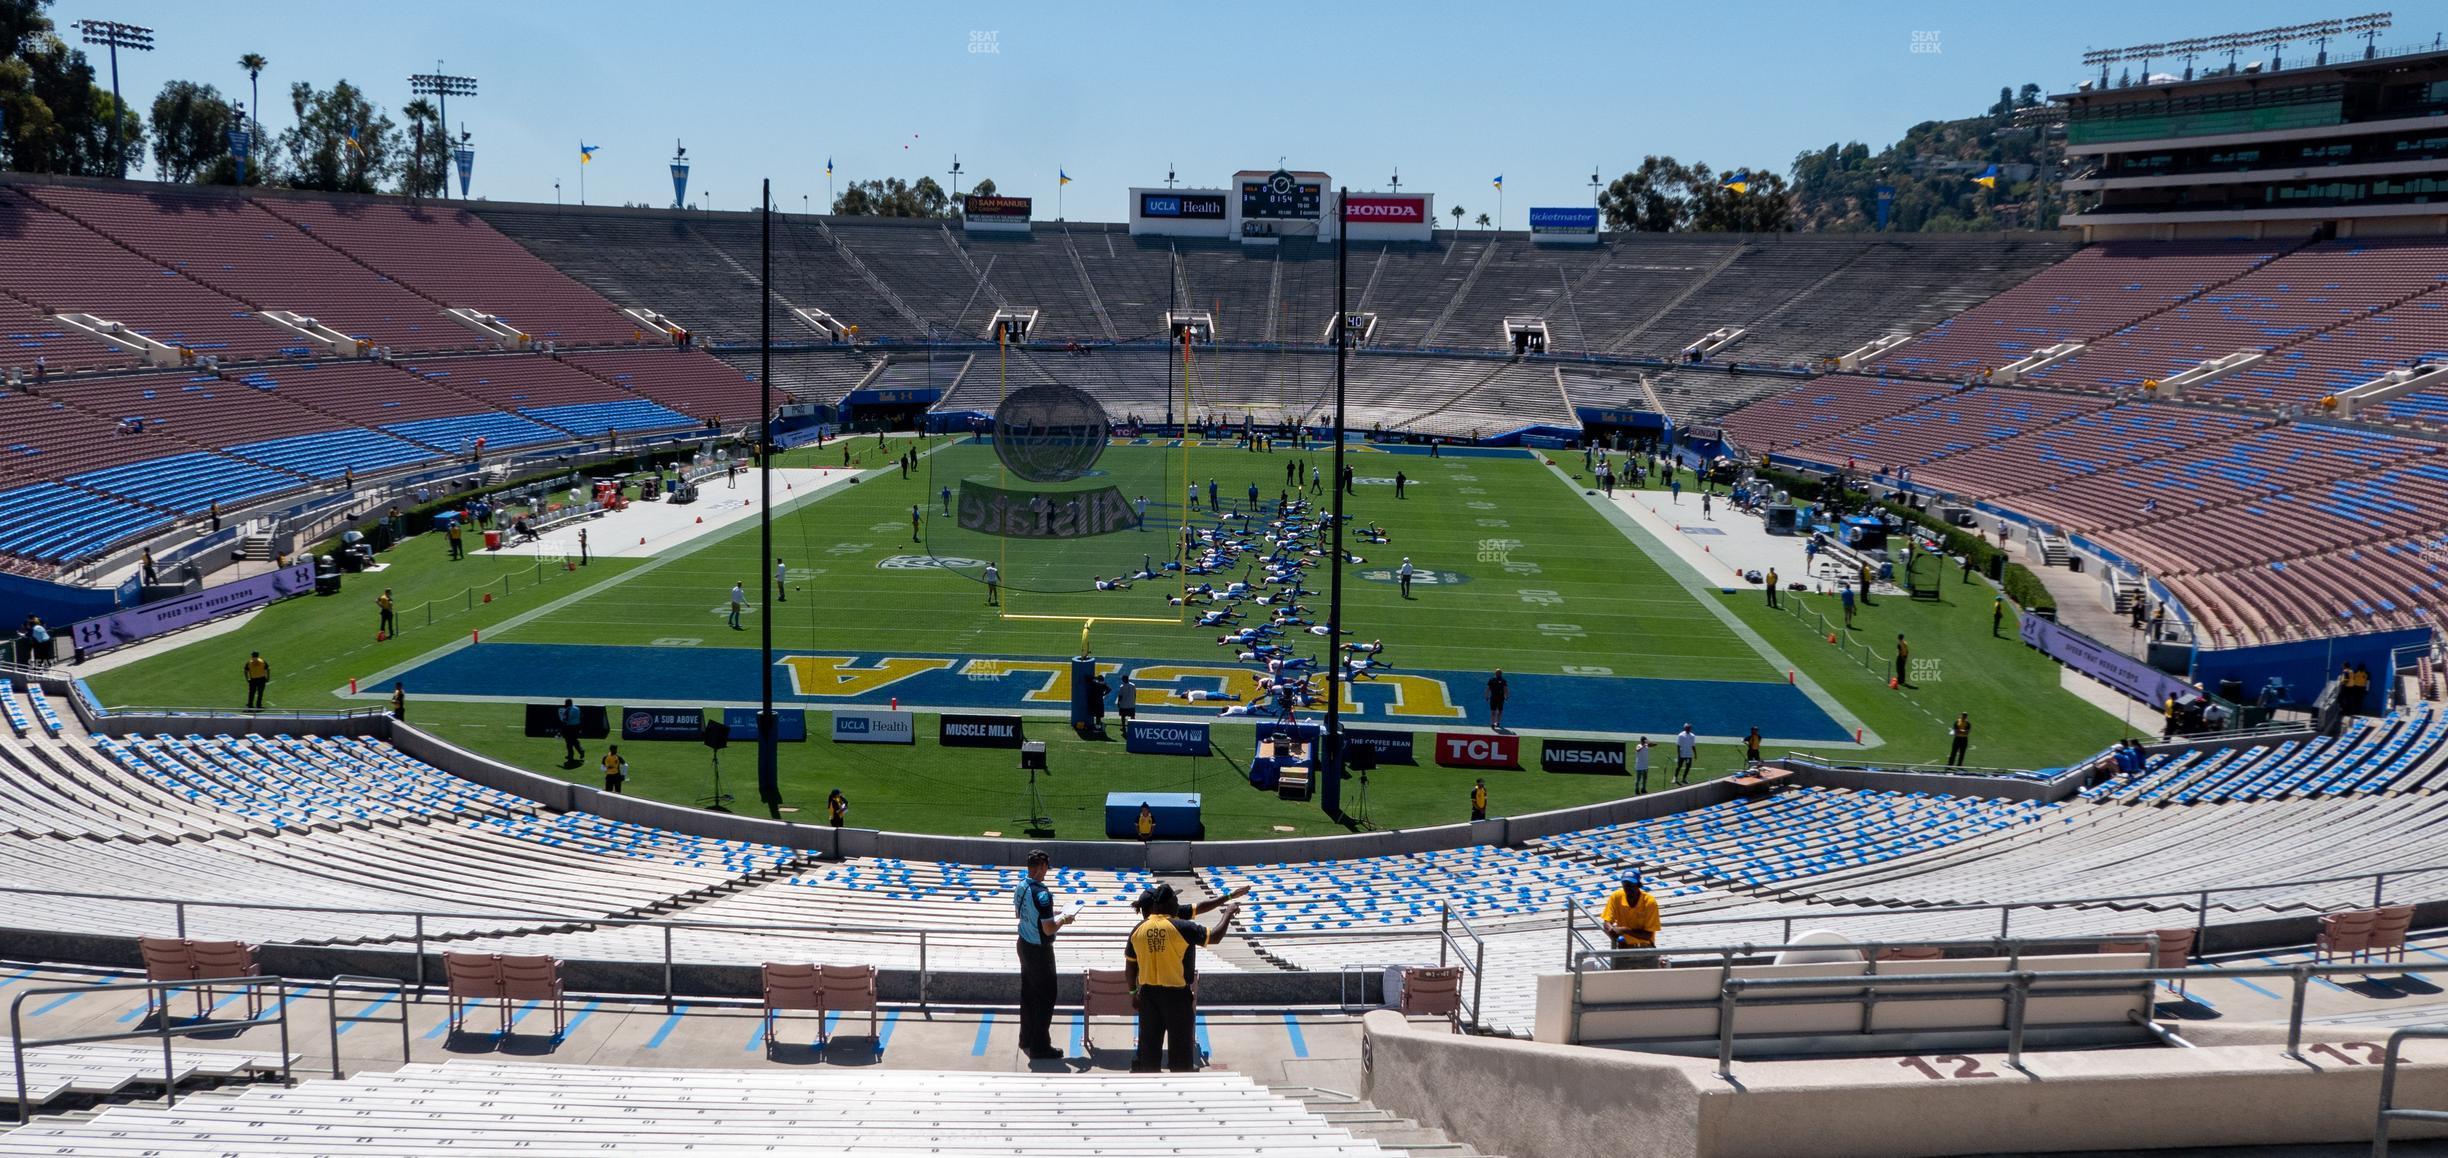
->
[1721, 170, 1750, 194]
[1491, 175, 1503, 190]
[1059, 168, 1072, 186]
[343, 124, 364, 154]
[825, 157, 834, 177]
[579, 143, 600, 165]
[1973, 163, 2000, 189]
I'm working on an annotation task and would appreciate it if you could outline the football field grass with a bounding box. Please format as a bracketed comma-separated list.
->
[87, 436, 2128, 839]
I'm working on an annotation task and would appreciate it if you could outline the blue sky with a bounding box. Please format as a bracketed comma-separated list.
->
[81, 0, 2439, 226]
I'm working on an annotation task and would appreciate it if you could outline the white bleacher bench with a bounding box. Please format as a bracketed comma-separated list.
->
[0, 1041, 289, 1112]
[25, 683, 63, 737]
[0, 678, 29, 737]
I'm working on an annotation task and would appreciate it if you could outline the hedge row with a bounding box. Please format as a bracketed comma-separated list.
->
[1759, 466, 2057, 616]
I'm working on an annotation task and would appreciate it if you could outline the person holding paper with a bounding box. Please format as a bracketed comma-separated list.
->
[1014, 849, 1075, 1061]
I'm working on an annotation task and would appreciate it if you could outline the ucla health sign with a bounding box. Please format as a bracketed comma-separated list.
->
[1529, 206, 1599, 233]
[832, 709, 915, 744]
[1139, 191, 1225, 219]
[1124, 720, 1211, 756]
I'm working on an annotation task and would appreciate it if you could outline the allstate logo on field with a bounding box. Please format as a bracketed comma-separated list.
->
[877, 555, 988, 570]
[993, 383, 1109, 482]
[1359, 568, 1469, 586]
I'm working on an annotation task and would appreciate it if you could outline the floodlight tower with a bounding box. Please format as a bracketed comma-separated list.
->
[408, 66, 478, 200]
[75, 19, 153, 179]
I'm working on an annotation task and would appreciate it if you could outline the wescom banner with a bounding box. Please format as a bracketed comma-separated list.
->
[1124, 720, 1211, 756]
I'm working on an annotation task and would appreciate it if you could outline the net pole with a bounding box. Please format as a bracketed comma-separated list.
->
[1321, 187, 1350, 820]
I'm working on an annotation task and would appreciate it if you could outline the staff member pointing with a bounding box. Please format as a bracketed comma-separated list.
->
[1014, 850, 1075, 1061]
[1126, 883, 1238, 1072]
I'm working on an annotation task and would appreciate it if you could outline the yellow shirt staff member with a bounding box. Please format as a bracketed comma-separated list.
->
[1126, 883, 1237, 1073]
[600, 745, 627, 794]
[1470, 779, 1488, 821]
[1601, 872, 1661, 970]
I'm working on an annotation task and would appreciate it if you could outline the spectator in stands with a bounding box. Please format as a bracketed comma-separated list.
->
[1948, 713, 1972, 767]
[1600, 871, 1662, 969]
[1673, 724, 1697, 786]
[728, 582, 745, 630]
[1014, 849, 1077, 1062]
[1126, 883, 1238, 1072]
[208, 500, 222, 533]
[1632, 738, 1652, 794]
[1486, 669, 1508, 731]
[2353, 663, 2375, 714]
[1764, 567, 1779, 609]
[242, 651, 271, 711]
[827, 788, 849, 827]
[601, 745, 627, 794]
[1744, 727, 1762, 767]
[389, 682, 407, 721]
[558, 698, 585, 765]
[1894, 635, 1911, 688]
[1470, 778, 1488, 822]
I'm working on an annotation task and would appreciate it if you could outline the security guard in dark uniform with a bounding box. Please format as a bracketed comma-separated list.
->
[1014, 850, 1074, 1060]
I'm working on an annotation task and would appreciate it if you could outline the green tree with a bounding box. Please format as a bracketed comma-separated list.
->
[236, 51, 265, 182]
[830, 175, 957, 217]
[1599, 155, 1697, 232]
[147, 79, 238, 183]
[276, 79, 397, 194]
[0, 0, 143, 175]
[397, 96, 445, 199]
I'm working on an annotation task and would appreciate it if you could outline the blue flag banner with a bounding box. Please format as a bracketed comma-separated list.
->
[454, 145, 475, 198]
[671, 160, 691, 210]
[1875, 185, 1895, 232]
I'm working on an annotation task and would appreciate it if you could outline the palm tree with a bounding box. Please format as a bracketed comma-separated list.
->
[1448, 204, 1464, 231]
[402, 98, 439, 197]
[1474, 212, 1491, 231]
[238, 53, 266, 183]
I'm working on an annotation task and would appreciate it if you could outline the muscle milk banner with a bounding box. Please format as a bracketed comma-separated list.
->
[940, 713, 1026, 749]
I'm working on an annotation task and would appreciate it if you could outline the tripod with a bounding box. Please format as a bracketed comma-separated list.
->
[1352, 767, 1373, 829]
[1019, 766, 1050, 831]
[699, 750, 734, 811]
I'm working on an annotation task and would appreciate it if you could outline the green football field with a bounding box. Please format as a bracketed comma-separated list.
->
[87, 436, 2129, 840]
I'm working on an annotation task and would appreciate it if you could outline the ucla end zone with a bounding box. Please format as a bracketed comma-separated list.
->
[378, 642, 1857, 742]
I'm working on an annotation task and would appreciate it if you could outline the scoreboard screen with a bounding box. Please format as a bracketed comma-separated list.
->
[1241, 171, 1323, 219]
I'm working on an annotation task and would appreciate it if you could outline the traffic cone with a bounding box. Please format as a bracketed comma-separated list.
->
[639, 537, 646, 545]
[349, 678, 357, 695]
[566, 562, 576, 572]
[890, 697, 899, 711]
[1888, 676, 1899, 689]
[472, 629, 480, 644]
[482, 592, 492, 604]
[1855, 728, 1864, 744]
[375, 631, 387, 642]
[696, 516, 703, 524]
[1828, 633, 1837, 644]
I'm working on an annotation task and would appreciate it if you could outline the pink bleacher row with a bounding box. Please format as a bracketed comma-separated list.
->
[1908, 404, 2270, 501]
[2027, 239, 2448, 393]
[1879, 240, 2284, 379]
[2086, 458, 2448, 577]
[15, 184, 451, 351]
[2211, 293, 2448, 408]
[0, 350, 755, 494]
[1783, 387, 2110, 477]
[2168, 543, 2443, 642]
[1717, 374, 1953, 456]
[0, 292, 128, 374]
[0, 187, 280, 362]
[252, 195, 640, 344]
[1999, 421, 2434, 535]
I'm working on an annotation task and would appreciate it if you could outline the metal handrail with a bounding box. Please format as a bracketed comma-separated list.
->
[323, 974, 409, 1079]
[1434, 902, 1489, 1029]
[2374, 1025, 2448, 1156]
[10, 976, 293, 1120]
[1693, 962, 2370, 1079]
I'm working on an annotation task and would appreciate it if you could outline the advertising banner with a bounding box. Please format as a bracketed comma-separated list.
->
[964, 194, 1034, 219]
[621, 706, 705, 741]
[2020, 614, 2195, 707]
[66, 560, 315, 657]
[1541, 737, 1628, 774]
[1124, 720, 1211, 756]
[1434, 732, 1522, 769]
[940, 713, 1026, 748]
[1140, 191, 1226, 219]
[956, 481, 1140, 539]
[1343, 194, 1427, 223]
[1529, 206, 1600, 233]
[723, 707, 807, 742]
[1343, 728, 1417, 766]
[524, 703, 609, 739]
[832, 709, 915, 744]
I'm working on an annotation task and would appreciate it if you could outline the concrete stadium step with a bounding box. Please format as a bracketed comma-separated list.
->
[1270, 1086, 1495, 1158]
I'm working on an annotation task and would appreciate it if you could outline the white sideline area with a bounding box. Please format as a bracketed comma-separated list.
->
[0, 1062, 1400, 1156]
[485, 466, 848, 560]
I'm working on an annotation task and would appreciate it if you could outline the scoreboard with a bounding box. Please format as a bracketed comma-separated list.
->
[1241, 169, 1323, 219]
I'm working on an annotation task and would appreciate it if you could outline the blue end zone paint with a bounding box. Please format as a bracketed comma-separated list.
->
[334, 992, 397, 1036]
[391, 644, 1850, 741]
[644, 1004, 690, 1049]
[970, 1011, 995, 1055]
[1282, 1013, 1309, 1058]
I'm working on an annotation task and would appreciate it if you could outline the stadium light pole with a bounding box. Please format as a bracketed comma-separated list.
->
[757, 177, 782, 817]
[408, 67, 478, 200]
[76, 20, 152, 180]
[1320, 187, 1350, 821]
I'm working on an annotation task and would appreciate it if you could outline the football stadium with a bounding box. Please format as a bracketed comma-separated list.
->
[3, 3, 2448, 1154]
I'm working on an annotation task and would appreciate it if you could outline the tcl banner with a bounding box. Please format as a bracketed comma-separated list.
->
[1434, 732, 1521, 769]
[1342, 195, 1427, 223]
[964, 195, 1033, 219]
